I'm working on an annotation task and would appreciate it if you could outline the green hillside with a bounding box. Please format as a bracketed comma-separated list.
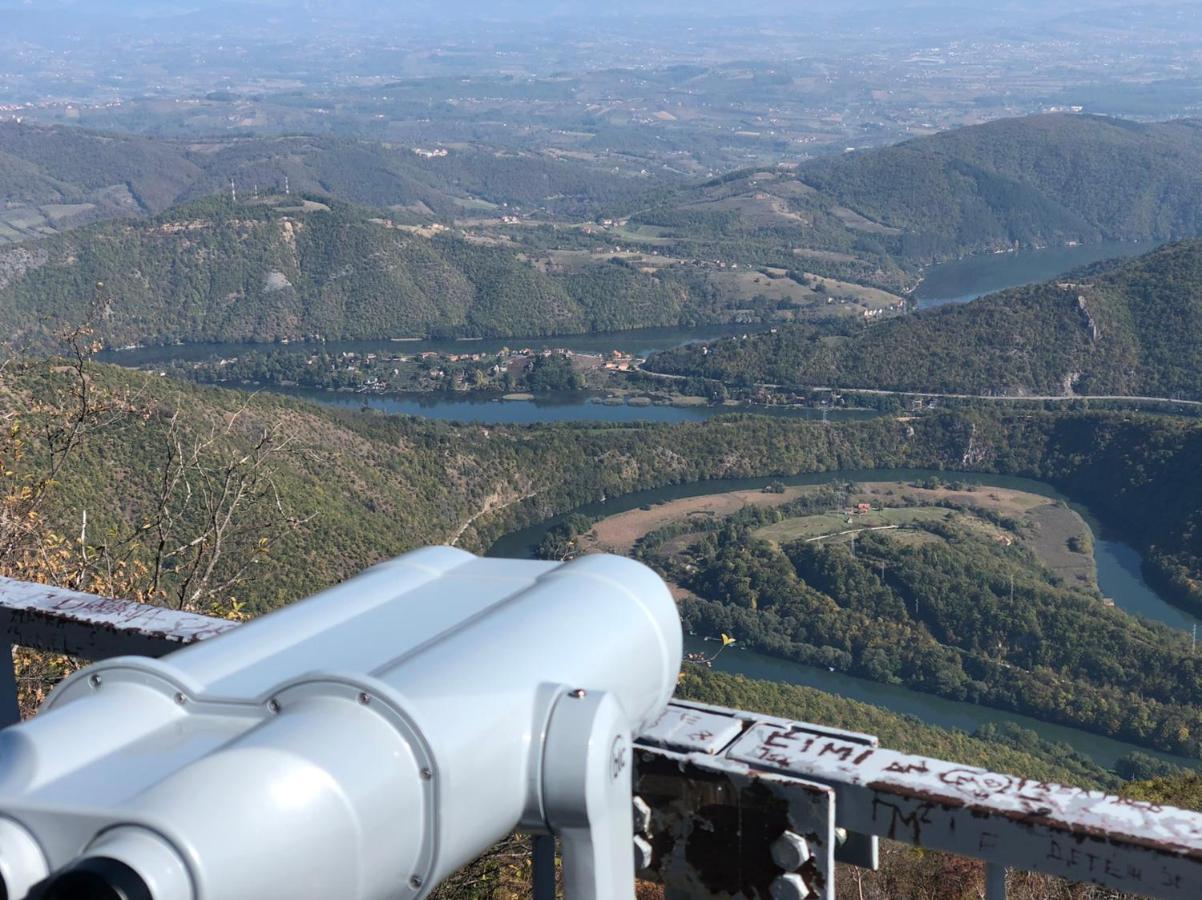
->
[623, 114, 1202, 290]
[646, 240, 1202, 399]
[0, 196, 696, 345]
[11, 114, 1202, 286]
[800, 114, 1202, 260]
[7, 357, 1202, 621]
[0, 123, 662, 244]
[5, 359, 1202, 762]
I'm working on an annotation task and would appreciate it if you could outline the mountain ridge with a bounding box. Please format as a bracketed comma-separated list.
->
[0, 195, 707, 346]
[645, 239, 1202, 401]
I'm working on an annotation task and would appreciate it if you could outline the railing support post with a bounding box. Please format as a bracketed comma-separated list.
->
[985, 861, 1007, 900]
[0, 643, 19, 727]
[532, 833, 556, 900]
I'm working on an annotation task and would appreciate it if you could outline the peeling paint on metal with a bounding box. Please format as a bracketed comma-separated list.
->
[0, 577, 237, 657]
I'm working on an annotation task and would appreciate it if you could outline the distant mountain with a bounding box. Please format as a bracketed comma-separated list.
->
[646, 240, 1202, 401]
[0, 123, 660, 244]
[799, 114, 1202, 259]
[0, 196, 700, 346]
[626, 114, 1202, 288]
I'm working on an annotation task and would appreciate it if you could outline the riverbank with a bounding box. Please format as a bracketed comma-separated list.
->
[488, 467, 1202, 771]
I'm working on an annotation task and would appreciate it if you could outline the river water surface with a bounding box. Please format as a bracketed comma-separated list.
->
[275, 388, 878, 426]
[915, 240, 1161, 308]
[488, 467, 1201, 770]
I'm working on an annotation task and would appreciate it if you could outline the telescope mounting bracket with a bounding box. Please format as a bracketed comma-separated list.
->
[541, 688, 636, 900]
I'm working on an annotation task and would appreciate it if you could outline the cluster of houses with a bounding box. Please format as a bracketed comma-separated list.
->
[300, 345, 642, 391]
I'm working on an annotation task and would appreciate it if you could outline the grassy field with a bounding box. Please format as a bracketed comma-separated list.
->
[1028, 502, 1096, 589]
[711, 268, 814, 303]
[752, 505, 955, 544]
[578, 480, 1097, 589]
[611, 223, 675, 245]
[809, 482, 1094, 581]
[804, 272, 904, 308]
[579, 485, 817, 554]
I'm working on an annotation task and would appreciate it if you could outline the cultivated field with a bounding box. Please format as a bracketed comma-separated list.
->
[578, 480, 1096, 587]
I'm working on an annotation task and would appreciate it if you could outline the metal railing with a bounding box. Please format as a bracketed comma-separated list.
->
[3, 576, 1202, 900]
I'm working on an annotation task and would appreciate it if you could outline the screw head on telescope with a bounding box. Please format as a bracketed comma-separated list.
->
[31, 858, 152, 900]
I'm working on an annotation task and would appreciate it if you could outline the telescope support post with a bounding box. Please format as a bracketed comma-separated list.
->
[542, 688, 637, 900]
[532, 834, 557, 900]
[0, 643, 18, 727]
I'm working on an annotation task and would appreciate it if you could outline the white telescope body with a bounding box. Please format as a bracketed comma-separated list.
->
[0, 547, 682, 900]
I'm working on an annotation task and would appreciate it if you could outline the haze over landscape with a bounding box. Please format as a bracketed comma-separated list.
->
[5, 1, 1202, 897]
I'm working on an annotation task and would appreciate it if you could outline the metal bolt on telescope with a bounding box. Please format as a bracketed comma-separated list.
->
[0, 547, 683, 900]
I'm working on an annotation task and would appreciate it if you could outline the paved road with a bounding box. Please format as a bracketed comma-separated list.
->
[636, 366, 1202, 407]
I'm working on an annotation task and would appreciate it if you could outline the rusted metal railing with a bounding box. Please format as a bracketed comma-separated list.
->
[3, 576, 1202, 900]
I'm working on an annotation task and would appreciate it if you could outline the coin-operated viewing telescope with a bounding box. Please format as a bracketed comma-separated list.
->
[0, 547, 682, 900]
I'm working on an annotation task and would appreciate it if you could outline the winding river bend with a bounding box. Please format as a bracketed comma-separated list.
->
[488, 468, 1201, 770]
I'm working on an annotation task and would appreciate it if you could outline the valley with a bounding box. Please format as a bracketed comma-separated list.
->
[5, 111, 1202, 803]
[490, 468, 1202, 767]
[6, 6, 1202, 897]
[6, 114, 1202, 356]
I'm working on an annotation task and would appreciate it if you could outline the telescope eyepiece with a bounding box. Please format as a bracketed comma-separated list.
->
[34, 858, 151, 900]
[0, 817, 50, 900]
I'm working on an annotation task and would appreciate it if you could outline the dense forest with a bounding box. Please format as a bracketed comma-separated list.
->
[667, 517, 1202, 756]
[0, 197, 717, 346]
[622, 114, 1202, 284]
[6, 357, 1201, 624]
[798, 115, 1202, 261]
[647, 240, 1202, 400]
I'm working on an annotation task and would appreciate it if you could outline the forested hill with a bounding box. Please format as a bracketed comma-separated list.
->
[627, 114, 1202, 280]
[0, 122, 660, 241]
[0, 196, 702, 346]
[646, 239, 1202, 400]
[9, 360, 1202, 618]
[797, 114, 1202, 259]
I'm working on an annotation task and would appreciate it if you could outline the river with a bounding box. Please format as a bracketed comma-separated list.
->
[100, 245, 1167, 424]
[488, 467, 1202, 770]
[272, 388, 877, 426]
[915, 240, 1161, 308]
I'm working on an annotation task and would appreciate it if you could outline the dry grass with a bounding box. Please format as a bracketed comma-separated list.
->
[579, 486, 815, 554]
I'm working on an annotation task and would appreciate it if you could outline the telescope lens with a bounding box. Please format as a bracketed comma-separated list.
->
[35, 858, 151, 900]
